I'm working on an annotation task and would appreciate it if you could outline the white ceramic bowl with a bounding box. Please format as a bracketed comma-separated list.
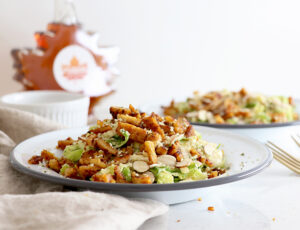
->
[0, 91, 90, 128]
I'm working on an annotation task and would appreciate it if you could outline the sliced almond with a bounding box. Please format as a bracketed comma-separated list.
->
[175, 159, 192, 168]
[133, 160, 150, 173]
[204, 144, 216, 156]
[180, 167, 189, 174]
[157, 155, 176, 167]
[129, 154, 149, 162]
[143, 171, 155, 183]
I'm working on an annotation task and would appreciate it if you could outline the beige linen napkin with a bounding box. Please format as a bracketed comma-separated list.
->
[0, 106, 168, 230]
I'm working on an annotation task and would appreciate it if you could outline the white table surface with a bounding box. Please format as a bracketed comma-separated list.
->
[94, 101, 300, 230]
[140, 159, 300, 230]
[139, 133, 300, 230]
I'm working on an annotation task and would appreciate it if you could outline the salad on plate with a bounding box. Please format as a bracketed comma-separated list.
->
[163, 88, 299, 125]
[28, 105, 226, 184]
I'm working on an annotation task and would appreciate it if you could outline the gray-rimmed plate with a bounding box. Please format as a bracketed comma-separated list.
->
[140, 99, 300, 129]
[10, 126, 272, 204]
[140, 101, 300, 143]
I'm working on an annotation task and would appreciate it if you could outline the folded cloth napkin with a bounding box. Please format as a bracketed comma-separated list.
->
[0, 106, 168, 230]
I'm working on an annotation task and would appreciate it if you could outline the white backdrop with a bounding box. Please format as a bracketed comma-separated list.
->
[1, 0, 300, 108]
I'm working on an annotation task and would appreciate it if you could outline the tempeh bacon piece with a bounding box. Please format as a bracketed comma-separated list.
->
[131, 172, 152, 184]
[41, 150, 58, 161]
[57, 137, 74, 150]
[78, 165, 101, 179]
[111, 153, 131, 164]
[48, 159, 60, 172]
[28, 155, 43, 164]
[92, 174, 116, 183]
[185, 125, 195, 137]
[110, 106, 131, 119]
[144, 141, 157, 164]
[156, 146, 168, 155]
[117, 114, 141, 126]
[146, 132, 162, 147]
[90, 125, 112, 134]
[173, 117, 189, 134]
[96, 138, 118, 155]
[142, 116, 164, 138]
[117, 122, 147, 143]
[114, 166, 128, 183]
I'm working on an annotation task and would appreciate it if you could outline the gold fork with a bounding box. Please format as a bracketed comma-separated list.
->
[291, 134, 300, 148]
[266, 138, 300, 174]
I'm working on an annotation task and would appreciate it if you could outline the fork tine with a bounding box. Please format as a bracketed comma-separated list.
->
[270, 146, 300, 168]
[266, 143, 300, 168]
[291, 135, 300, 148]
[266, 142, 299, 165]
[273, 153, 300, 174]
[267, 141, 300, 163]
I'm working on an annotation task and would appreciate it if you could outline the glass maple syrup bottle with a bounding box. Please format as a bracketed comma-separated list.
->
[11, 0, 119, 114]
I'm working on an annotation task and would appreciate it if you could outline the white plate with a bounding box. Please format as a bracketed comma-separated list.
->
[10, 126, 272, 204]
[140, 100, 300, 142]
